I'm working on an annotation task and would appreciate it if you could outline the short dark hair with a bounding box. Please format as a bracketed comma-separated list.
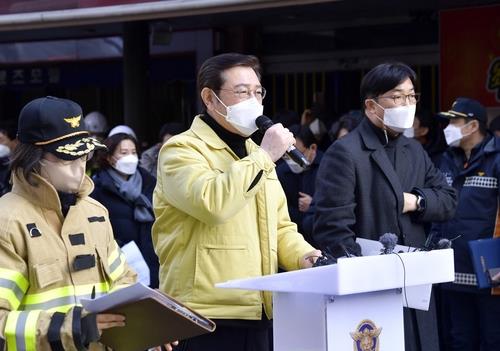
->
[415, 109, 434, 129]
[197, 53, 262, 111]
[158, 122, 185, 141]
[295, 125, 317, 148]
[10, 143, 43, 186]
[360, 62, 417, 101]
[329, 110, 363, 141]
[97, 133, 139, 169]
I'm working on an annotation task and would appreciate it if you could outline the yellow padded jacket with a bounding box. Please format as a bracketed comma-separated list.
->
[152, 116, 315, 321]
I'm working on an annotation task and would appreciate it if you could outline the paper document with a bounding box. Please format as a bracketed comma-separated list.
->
[81, 282, 151, 313]
[81, 283, 215, 351]
[120, 240, 150, 286]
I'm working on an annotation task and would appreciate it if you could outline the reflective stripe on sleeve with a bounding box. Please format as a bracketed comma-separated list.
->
[0, 268, 29, 309]
[5, 310, 41, 351]
[20, 282, 109, 312]
[108, 247, 126, 281]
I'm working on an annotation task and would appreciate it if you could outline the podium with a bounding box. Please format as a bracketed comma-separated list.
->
[216, 242, 454, 351]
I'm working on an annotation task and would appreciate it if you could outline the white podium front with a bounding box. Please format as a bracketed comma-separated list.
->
[216, 247, 454, 351]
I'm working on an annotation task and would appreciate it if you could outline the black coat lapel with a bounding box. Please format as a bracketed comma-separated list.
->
[359, 119, 403, 209]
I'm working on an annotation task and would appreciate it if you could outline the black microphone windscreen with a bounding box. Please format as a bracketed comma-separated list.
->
[437, 238, 452, 249]
[255, 115, 273, 131]
[379, 233, 398, 254]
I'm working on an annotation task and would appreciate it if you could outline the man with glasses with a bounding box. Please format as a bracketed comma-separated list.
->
[313, 62, 457, 351]
[152, 53, 320, 351]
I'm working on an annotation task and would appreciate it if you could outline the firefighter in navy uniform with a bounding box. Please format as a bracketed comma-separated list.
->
[0, 96, 138, 350]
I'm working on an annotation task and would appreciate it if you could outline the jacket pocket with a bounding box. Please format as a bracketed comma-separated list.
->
[193, 244, 260, 306]
[33, 260, 63, 289]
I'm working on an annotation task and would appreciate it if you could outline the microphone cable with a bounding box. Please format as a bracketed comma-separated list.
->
[393, 252, 409, 308]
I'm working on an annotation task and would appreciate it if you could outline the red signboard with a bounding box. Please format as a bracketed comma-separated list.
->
[440, 5, 500, 109]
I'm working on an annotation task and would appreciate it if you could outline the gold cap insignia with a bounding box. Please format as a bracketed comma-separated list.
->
[64, 115, 82, 128]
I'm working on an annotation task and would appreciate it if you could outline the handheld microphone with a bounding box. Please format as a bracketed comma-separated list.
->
[255, 115, 310, 169]
[379, 233, 398, 254]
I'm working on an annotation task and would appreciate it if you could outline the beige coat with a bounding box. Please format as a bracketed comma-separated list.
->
[0, 172, 136, 350]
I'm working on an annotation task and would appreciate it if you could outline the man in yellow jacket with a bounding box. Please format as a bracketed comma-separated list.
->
[153, 53, 321, 351]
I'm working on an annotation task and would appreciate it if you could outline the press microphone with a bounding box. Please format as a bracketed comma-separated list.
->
[255, 115, 310, 169]
[421, 233, 458, 251]
[436, 238, 452, 249]
[379, 233, 398, 254]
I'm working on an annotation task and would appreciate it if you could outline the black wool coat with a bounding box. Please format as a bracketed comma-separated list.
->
[313, 118, 457, 351]
[313, 118, 457, 255]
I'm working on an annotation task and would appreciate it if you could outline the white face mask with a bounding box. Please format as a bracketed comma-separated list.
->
[285, 158, 305, 174]
[444, 123, 470, 147]
[0, 144, 10, 158]
[113, 154, 138, 175]
[212, 92, 263, 137]
[40, 158, 86, 194]
[373, 101, 416, 133]
[403, 127, 415, 138]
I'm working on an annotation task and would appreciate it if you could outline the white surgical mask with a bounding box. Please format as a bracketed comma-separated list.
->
[444, 123, 469, 147]
[0, 144, 10, 158]
[285, 158, 305, 174]
[212, 92, 263, 137]
[40, 158, 86, 194]
[403, 127, 415, 138]
[113, 154, 138, 175]
[373, 101, 416, 133]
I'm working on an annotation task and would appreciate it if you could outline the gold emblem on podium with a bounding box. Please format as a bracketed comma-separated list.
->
[350, 319, 382, 351]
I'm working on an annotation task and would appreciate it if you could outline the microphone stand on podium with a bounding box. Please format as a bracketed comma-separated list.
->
[216, 238, 454, 351]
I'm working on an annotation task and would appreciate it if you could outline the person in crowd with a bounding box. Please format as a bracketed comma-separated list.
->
[328, 110, 363, 142]
[301, 106, 329, 150]
[0, 96, 140, 350]
[431, 97, 500, 351]
[276, 124, 323, 244]
[403, 109, 447, 165]
[84, 110, 109, 141]
[91, 133, 159, 288]
[108, 124, 137, 139]
[140, 122, 185, 177]
[313, 62, 457, 351]
[84, 111, 110, 177]
[0, 119, 18, 195]
[488, 114, 500, 137]
[152, 53, 320, 351]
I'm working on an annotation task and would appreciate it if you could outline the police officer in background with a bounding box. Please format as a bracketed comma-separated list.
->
[0, 97, 176, 350]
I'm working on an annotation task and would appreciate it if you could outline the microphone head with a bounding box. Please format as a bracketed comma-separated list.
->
[379, 233, 398, 254]
[255, 115, 273, 132]
[437, 238, 452, 249]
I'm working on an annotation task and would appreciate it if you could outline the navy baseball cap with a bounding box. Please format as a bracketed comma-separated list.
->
[17, 96, 106, 160]
[438, 97, 487, 123]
